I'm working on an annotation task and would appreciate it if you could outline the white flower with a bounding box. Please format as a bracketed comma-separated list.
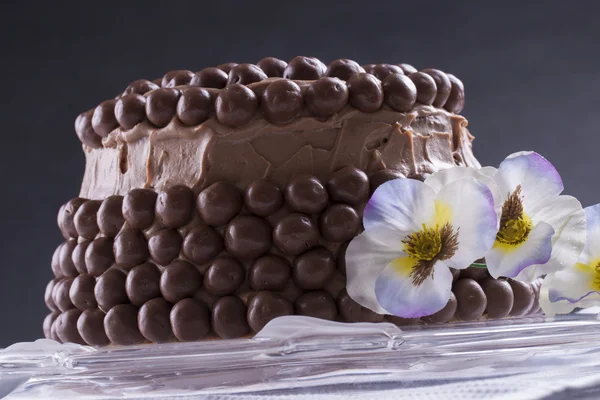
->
[540, 204, 600, 316]
[345, 177, 498, 318]
[425, 151, 586, 281]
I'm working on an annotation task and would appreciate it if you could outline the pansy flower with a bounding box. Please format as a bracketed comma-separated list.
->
[540, 204, 600, 316]
[345, 177, 498, 318]
[425, 151, 586, 281]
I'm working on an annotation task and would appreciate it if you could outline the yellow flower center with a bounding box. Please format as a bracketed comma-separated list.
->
[497, 217, 532, 245]
[575, 260, 600, 292]
[496, 184, 532, 245]
[403, 223, 459, 286]
[404, 225, 442, 261]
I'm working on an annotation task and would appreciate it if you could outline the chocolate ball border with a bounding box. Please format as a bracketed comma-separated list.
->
[49, 168, 542, 346]
[75, 57, 465, 148]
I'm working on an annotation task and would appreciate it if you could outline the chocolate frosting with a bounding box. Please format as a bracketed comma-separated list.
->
[79, 102, 478, 200]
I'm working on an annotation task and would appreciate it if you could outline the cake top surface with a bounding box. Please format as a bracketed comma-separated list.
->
[75, 56, 466, 149]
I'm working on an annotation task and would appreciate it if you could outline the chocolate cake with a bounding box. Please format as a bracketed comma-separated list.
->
[44, 56, 541, 346]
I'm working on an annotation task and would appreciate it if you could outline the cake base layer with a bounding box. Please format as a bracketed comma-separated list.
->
[46, 168, 541, 346]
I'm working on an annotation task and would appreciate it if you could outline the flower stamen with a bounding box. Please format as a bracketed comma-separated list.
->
[403, 223, 459, 286]
[497, 185, 532, 245]
[593, 262, 600, 290]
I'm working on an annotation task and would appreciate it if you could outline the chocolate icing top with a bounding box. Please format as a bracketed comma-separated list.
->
[74, 57, 466, 148]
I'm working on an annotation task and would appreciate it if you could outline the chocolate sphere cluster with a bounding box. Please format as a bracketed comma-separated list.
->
[75, 56, 466, 148]
[47, 167, 540, 346]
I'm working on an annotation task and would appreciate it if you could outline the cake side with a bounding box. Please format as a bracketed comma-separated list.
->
[80, 104, 478, 199]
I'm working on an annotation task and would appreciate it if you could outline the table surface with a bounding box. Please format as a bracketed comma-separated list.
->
[1, 312, 600, 399]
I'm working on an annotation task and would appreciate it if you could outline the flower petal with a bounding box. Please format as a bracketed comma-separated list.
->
[540, 268, 600, 316]
[495, 151, 564, 215]
[364, 178, 436, 233]
[580, 204, 600, 264]
[375, 258, 453, 318]
[433, 177, 498, 269]
[479, 166, 499, 180]
[527, 195, 586, 275]
[345, 229, 405, 314]
[486, 221, 555, 278]
[425, 166, 503, 218]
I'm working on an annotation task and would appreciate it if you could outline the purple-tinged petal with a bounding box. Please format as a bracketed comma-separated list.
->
[425, 166, 503, 218]
[581, 204, 600, 264]
[375, 258, 453, 318]
[364, 178, 436, 233]
[540, 267, 600, 316]
[495, 151, 563, 216]
[486, 221, 555, 279]
[345, 229, 405, 314]
[434, 177, 499, 269]
[527, 195, 586, 276]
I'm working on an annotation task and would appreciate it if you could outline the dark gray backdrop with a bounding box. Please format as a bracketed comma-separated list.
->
[1, 1, 598, 347]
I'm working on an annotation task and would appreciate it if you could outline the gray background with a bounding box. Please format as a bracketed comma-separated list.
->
[0, 1, 598, 347]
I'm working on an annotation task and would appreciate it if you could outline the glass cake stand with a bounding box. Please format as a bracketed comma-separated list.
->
[1, 310, 600, 400]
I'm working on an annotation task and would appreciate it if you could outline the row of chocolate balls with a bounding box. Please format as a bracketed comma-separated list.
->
[76, 59, 464, 149]
[148, 57, 463, 114]
[57, 165, 373, 242]
[48, 243, 346, 319]
[48, 250, 542, 326]
[427, 269, 543, 323]
[44, 273, 543, 346]
[45, 289, 350, 346]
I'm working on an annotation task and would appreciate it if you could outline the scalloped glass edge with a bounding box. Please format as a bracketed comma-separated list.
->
[2, 311, 600, 399]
